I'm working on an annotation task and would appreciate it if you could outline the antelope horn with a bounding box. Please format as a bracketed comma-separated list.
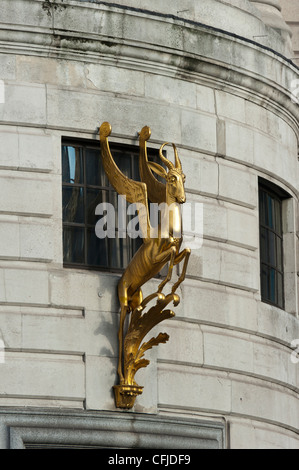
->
[172, 143, 182, 170]
[159, 143, 174, 170]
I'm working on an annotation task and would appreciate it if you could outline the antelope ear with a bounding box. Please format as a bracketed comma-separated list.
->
[147, 162, 167, 180]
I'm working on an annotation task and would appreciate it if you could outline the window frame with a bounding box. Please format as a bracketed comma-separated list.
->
[61, 137, 157, 273]
[258, 178, 289, 310]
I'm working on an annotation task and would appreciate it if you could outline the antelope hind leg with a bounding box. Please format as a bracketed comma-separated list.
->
[157, 246, 177, 293]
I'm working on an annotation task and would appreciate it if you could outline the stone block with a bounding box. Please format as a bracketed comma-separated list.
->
[245, 100, 269, 135]
[0, 350, 85, 401]
[21, 313, 85, 353]
[196, 84, 215, 114]
[0, 310, 22, 351]
[46, 87, 182, 142]
[0, 269, 5, 302]
[180, 279, 258, 333]
[85, 310, 119, 358]
[4, 268, 49, 305]
[186, 241, 218, 280]
[16, 56, 58, 86]
[231, 376, 299, 431]
[218, 162, 257, 208]
[0, 173, 53, 216]
[85, 355, 118, 411]
[0, 0, 52, 28]
[0, 219, 19, 258]
[215, 90, 246, 123]
[187, 240, 259, 291]
[158, 363, 231, 412]
[226, 206, 258, 250]
[157, 319, 204, 365]
[284, 272, 298, 316]
[229, 418, 299, 449]
[19, 220, 54, 262]
[46, 87, 101, 131]
[181, 152, 218, 197]
[253, 337, 297, 388]
[145, 74, 196, 108]
[0, 54, 16, 80]
[122, 13, 184, 51]
[201, 198, 228, 243]
[0, 83, 46, 125]
[225, 121, 254, 165]
[87, 64, 145, 96]
[257, 301, 299, 345]
[203, 327, 254, 374]
[49, 270, 120, 312]
[18, 131, 53, 172]
[181, 109, 217, 154]
[219, 244, 259, 291]
[0, 129, 19, 168]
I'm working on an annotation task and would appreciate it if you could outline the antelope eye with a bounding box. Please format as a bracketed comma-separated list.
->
[169, 176, 176, 184]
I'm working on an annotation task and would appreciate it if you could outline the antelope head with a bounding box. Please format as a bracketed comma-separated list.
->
[148, 143, 186, 204]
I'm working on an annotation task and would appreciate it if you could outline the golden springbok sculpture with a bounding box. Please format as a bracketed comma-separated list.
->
[99, 122, 191, 408]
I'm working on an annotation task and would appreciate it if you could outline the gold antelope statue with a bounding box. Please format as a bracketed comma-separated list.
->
[99, 122, 191, 408]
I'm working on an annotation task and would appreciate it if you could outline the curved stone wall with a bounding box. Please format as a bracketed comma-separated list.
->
[0, 0, 298, 448]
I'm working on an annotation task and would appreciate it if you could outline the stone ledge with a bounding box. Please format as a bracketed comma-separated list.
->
[0, 408, 226, 449]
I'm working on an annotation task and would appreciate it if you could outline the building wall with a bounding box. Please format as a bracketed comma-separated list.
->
[281, 0, 299, 66]
[0, 0, 298, 448]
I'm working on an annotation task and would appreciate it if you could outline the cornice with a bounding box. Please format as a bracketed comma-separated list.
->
[0, 0, 299, 136]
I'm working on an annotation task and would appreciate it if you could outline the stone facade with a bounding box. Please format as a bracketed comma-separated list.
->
[281, 0, 299, 66]
[0, 0, 298, 449]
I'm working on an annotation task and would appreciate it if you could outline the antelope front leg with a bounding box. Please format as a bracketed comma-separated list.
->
[157, 246, 177, 293]
[171, 248, 191, 294]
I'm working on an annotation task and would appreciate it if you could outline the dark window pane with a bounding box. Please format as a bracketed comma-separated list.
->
[259, 190, 267, 226]
[261, 264, 269, 301]
[113, 151, 131, 178]
[110, 236, 128, 269]
[86, 148, 108, 187]
[269, 268, 276, 303]
[132, 153, 140, 181]
[268, 231, 276, 267]
[87, 228, 108, 267]
[63, 187, 84, 223]
[267, 194, 274, 229]
[63, 226, 85, 264]
[260, 227, 268, 264]
[62, 146, 83, 184]
[86, 189, 108, 226]
[277, 272, 283, 308]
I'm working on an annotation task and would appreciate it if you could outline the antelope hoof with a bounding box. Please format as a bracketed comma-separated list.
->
[172, 293, 180, 307]
[157, 293, 166, 304]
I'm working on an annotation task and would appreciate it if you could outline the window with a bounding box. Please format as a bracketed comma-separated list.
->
[259, 179, 288, 309]
[62, 139, 157, 271]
